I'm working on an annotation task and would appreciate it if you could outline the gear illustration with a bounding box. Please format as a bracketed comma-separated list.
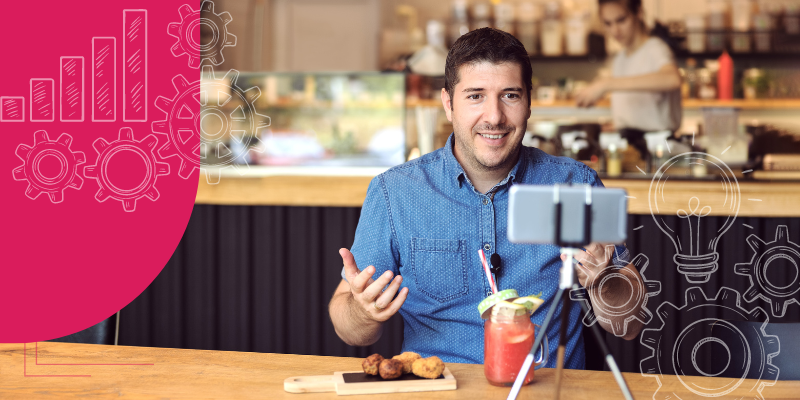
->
[12, 130, 85, 203]
[570, 253, 661, 337]
[168, 1, 236, 67]
[152, 66, 269, 184]
[84, 127, 170, 212]
[641, 287, 779, 399]
[736, 225, 800, 318]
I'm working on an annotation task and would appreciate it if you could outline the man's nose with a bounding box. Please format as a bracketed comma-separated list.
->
[482, 96, 504, 127]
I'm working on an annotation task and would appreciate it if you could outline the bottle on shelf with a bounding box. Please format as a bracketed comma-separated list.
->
[517, 2, 541, 55]
[541, 1, 563, 56]
[717, 51, 733, 100]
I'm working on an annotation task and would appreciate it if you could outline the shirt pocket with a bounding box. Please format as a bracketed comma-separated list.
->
[411, 237, 468, 302]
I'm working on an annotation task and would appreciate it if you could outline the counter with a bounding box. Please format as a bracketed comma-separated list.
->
[194, 168, 800, 217]
[2, 342, 796, 399]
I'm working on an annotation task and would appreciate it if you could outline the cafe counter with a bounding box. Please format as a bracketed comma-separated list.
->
[194, 167, 800, 217]
[116, 167, 800, 376]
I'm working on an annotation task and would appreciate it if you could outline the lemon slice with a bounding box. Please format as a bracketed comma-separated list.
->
[512, 296, 545, 314]
[491, 301, 528, 318]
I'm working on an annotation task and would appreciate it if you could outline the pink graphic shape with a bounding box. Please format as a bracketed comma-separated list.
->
[92, 37, 116, 122]
[30, 79, 55, 122]
[1, 96, 25, 122]
[123, 9, 147, 122]
[1, 0, 199, 344]
[84, 127, 170, 212]
[60, 56, 85, 122]
[12, 130, 85, 203]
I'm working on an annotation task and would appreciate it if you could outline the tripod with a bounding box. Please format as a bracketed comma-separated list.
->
[506, 186, 634, 400]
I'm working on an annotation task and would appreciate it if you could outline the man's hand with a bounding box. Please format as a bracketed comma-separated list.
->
[340, 248, 408, 323]
[575, 78, 608, 108]
[560, 242, 615, 290]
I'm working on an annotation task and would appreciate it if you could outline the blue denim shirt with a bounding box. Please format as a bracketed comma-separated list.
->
[343, 134, 629, 367]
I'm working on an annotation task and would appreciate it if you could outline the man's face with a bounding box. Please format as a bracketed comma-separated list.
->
[442, 61, 531, 173]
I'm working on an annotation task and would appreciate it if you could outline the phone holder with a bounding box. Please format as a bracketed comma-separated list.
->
[506, 184, 635, 400]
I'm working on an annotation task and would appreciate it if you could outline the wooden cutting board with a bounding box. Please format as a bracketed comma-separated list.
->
[284, 368, 457, 395]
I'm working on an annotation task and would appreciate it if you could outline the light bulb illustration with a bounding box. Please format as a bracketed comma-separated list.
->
[649, 152, 740, 283]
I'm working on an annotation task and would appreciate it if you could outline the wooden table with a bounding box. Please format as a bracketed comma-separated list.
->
[1, 342, 797, 399]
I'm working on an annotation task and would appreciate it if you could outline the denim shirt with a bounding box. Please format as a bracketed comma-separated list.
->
[342, 134, 630, 367]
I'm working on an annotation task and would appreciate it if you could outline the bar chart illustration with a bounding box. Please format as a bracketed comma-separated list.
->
[0, 9, 149, 124]
[123, 9, 148, 122]
[0, 96, 25, 122]
[30, 79, 55, 122]
[60, 56, 85, 122]
[92, 37, 116, 122]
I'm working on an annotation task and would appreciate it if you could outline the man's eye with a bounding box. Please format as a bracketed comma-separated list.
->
[467, 94, 481, 100]
[504, 93, 520, 99]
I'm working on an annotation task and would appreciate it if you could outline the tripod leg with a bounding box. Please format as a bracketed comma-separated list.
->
[553, 288, 571, 400]
[506, 287, 564, 400]
[575, 291, 635, 400]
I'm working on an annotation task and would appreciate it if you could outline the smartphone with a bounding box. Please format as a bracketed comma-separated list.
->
[508, 184, 627, 245]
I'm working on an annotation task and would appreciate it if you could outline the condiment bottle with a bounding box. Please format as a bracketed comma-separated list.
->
[717, 51, 733, 100]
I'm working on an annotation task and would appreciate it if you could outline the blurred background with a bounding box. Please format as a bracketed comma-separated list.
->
[72, 0, 800, 376]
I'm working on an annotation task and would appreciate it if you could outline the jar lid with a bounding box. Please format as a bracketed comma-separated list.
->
[478, 289, 519, 319]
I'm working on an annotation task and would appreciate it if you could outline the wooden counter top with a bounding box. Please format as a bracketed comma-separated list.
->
[195, 171, 800, 217]
[1, 342, 796, 399]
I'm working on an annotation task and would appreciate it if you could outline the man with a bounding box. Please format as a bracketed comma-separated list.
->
[329, 28, 647, 368]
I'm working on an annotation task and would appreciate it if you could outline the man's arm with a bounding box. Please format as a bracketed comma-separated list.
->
[329, 248, 408, 346]
[568, 244, 647, 341]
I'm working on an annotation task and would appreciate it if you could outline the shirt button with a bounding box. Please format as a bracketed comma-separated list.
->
[487, 291, 492, 297]
[483, 198, 489, 205]
[484, 243, 491, 251]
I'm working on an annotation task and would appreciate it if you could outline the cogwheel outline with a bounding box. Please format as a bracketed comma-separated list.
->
[168, 1, 236, 67]
[12, 130, 85, 204]
[84, 127, 170, 212]
[736, 225, 800, 318]
[569, 252, 661, 337]
[640, 287, 779, 399]
[152, 66, 270, 184]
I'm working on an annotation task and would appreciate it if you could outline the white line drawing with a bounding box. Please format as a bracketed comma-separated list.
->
[649, 152, 741, 283]
[152, 67, 269, 184]
[743, 169, 753, 174]
[641, 287, 779, 399]
[92, 37, 117, 122]
[84, 127, 169, 212]
[570, 252, 661, 337]
[0, 96, 25, 122]
[123, 9, 148, 122]
[636, 165, 646, 175]
[60, 56, 85, 122]
[12, 130, 85, 203]
[744, 223, 754, 229]
[633, 225, 644, 231]
[749, 198, 763, 202]
[30, 79, 55, 122]
[168, 1, 237, 67]
[736, 225, 800, 318]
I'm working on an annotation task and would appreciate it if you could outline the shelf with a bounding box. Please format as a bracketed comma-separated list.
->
[405, 98, 800, 110]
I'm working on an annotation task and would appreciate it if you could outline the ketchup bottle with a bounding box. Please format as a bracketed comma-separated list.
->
[718, 51, 734, 100]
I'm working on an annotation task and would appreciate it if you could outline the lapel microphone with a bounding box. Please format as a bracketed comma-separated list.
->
[490, 253, 502, 276]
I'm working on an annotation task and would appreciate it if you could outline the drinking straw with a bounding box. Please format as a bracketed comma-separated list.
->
[479, 249, 498, 294]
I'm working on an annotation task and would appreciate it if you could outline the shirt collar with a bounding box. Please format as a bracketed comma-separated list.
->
[443, 133, 528, 191]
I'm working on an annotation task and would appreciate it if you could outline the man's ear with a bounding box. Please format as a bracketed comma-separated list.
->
[441, 88, 453, 122]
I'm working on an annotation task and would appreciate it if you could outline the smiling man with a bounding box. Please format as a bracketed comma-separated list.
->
[329, 28, 647, 368]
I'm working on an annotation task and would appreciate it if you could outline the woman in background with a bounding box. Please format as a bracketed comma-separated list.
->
[575, 0, 682, 161]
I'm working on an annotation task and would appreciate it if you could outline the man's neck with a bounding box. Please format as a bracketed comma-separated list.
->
[456, 149, 520, 194]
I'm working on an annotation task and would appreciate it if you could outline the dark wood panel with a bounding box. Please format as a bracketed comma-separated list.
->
[119, 205, 800, 374]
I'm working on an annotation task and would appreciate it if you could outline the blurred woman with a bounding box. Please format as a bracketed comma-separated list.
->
[575, 0, 682, 159]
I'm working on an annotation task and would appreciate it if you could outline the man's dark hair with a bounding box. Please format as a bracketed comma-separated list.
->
[444, 27, 532, 108]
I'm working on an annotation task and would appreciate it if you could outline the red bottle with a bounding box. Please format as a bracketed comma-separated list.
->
[718, 51, 733, 100]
